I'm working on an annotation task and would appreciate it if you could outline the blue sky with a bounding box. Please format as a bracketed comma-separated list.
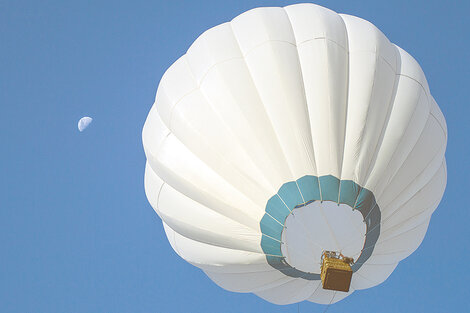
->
[1, 0, 469, 312]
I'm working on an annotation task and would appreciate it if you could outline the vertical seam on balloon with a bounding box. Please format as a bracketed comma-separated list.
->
[381, 189, 439, 227]
[318, 177, 324, 202]
[172, 225, 181, 257]
[152, 139, 261, 231]
[156, 128, 172, 150]
[380, 201, 437, 237]
[183, 45, 298, 194]
[365, 220, 381, 236]
[228, 21, 295, 183]
[379, 162, 445, 226]
[161, 123, 261, 229]
[295, 181, 306, 204]
[283, 279, 312, 303]
[159, 210, 262, 253]
[275, 193, 293, 214]
[252, 39, 301, 180]
[396, 73, 429, 97]
[378, 114, 444, 205]
[373, 82, 425, 199]
[324, 38, 334, 182]
[166, 57, 198, 132]
[372, 218, 430, 247]
[352, 271, 381, 286]
[355, 196, 378, 264]
[354, 52, 401, 194]
[156, 182, 166, 211]
[253, 277, 298, 294]
[250, 276, 294, 293]
[301, 134, 318, 179]
[337, 27, 349, 203]
[167, 55, 270, 216]
[306, 280, 324, 301]
[150, 132, 171, 170]
[361, 45, 401, 192]
[283, 7, 320, 178]
[265, 212, 286, 226]
[282, 230, 292, 268]
[328, 291, 337, 308]
[363, 202, 378, 223]
[353, 47, 379, 185]
[289, 280, 318, 303]
[184, 40, 275, 203]
[429, 110, 447, 136]
[352, 185, 363, 210]
[337, 180, 342, 205]
[337, 13, 351, 200]
[370, 66, 434, 197]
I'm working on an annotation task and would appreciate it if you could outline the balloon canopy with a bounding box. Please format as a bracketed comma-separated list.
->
[142, 3, 447, 305]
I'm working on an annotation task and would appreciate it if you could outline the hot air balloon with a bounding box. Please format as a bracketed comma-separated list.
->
[142, 3, 447, 304]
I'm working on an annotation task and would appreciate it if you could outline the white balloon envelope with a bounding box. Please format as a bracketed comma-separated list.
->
[142, 3, 447, 304]
[78, 116, 93, 132]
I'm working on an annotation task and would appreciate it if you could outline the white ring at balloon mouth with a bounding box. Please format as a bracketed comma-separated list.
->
[280, 201, 367, 274]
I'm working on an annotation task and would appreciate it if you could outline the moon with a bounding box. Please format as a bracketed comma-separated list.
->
[78, 116, 93, 132]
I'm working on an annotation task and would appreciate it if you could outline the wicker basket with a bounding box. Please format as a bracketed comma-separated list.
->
[320, 255, 353, 292]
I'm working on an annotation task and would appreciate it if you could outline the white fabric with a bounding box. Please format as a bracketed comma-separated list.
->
[142, 3, 447, 304]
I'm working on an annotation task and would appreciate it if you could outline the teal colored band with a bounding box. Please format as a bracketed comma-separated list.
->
[260, 175, 381, 280]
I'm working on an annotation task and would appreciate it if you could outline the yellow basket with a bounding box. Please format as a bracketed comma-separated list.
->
[320, 255, 353, 292]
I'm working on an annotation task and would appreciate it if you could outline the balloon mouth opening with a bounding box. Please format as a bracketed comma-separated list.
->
[280, 201, 366, 274]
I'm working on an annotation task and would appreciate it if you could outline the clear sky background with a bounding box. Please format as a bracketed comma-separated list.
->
[1, 0, 469, 312]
